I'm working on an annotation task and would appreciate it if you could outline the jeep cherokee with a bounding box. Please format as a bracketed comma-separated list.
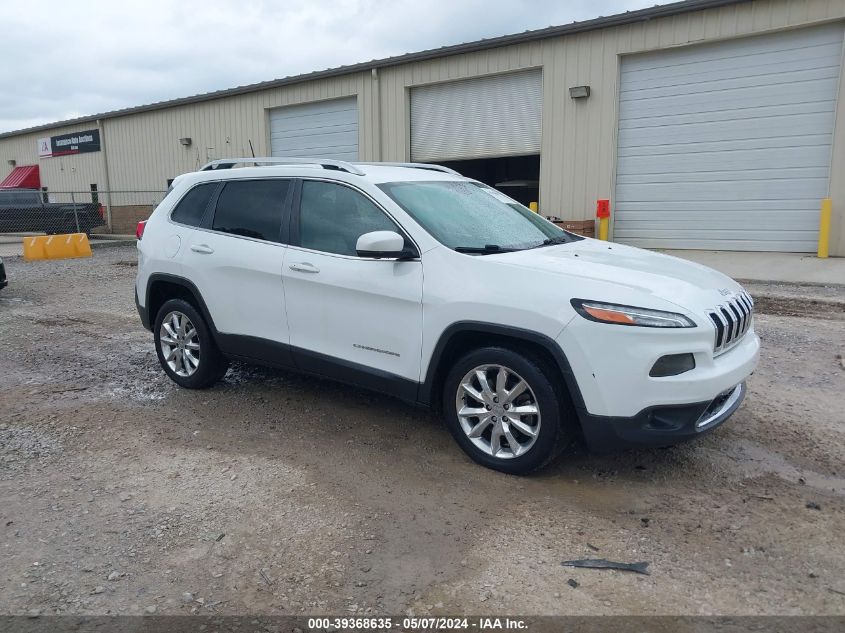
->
[135, 158, 760, 474]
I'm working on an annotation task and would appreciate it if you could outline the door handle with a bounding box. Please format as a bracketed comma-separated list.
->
[289, 262, 320, 273]
[190, 244, 214, 254]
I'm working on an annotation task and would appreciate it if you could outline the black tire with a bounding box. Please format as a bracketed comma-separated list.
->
[442, 346, 575, 475]
[153, 298, 228, 389]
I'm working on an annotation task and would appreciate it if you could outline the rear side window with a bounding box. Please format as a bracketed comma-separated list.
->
[171, 183, 217, 227]
[212, 179, 291, 242]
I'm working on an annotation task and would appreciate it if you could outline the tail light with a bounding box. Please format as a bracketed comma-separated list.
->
[97, 204, 105, 219]
[136, 220, 147, 240]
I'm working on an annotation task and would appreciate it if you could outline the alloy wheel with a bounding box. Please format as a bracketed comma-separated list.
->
[455, 364, 541, 459]
[159, 311, 201, 377]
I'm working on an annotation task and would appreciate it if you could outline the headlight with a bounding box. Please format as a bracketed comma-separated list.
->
[571, 299, 696, 328]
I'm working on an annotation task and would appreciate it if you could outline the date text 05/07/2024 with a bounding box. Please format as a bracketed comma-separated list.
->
[306, 616, 528, 630]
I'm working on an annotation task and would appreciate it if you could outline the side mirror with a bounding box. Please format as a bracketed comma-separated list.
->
[356, 231, 418, 259]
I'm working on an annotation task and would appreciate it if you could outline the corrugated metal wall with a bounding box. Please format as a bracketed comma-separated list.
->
[0, 122, 106, 193]
[0, 0, 843, 252]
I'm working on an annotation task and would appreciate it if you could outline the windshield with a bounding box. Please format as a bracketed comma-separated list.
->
[377, 180, 578, 252]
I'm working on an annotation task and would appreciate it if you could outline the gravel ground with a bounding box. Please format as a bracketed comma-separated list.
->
[0, 244, 844, 617]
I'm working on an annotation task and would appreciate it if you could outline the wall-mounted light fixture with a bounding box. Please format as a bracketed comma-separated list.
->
[7, 159, 16, 166]
[179, 137, 192, 147]
[569, 85, 591, 99]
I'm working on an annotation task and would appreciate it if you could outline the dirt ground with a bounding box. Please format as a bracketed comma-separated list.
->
[1, 244, 844, 617]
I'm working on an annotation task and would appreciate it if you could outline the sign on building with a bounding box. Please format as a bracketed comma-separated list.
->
[37, 129, 101, 158]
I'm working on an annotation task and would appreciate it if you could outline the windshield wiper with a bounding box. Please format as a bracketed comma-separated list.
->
[454, 244, 519, 254]
[526, 236, 575, 249]
[538, 236, 572, 247]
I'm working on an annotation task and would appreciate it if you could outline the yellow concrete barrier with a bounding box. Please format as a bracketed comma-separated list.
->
[529, 201, 539, 213]
[22, 236, 47, 261]
[818, 197, 831, 259]
[23, 233, 92, 261]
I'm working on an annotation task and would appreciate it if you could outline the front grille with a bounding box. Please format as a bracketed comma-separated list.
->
[708, 291, 754, 355]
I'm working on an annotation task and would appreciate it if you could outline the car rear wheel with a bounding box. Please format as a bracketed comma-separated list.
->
[154, 298, 228, 389]
[442, 347, 574, 474]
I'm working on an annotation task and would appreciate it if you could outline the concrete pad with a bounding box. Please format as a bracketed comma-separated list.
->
[658, 250, 845, 286]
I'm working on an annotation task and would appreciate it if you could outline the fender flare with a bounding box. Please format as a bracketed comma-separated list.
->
[418, 321, 587, 413]
[144, 273, 219, 336]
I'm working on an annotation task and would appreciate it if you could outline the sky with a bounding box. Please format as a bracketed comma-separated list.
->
[1, 0, 664, 134]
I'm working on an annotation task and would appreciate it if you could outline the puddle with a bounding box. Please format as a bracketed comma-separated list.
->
[0, 296, 32, 306]
[106, 383, 169, 402]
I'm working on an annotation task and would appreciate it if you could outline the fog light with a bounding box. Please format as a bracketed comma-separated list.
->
[650, 353, 695, 377]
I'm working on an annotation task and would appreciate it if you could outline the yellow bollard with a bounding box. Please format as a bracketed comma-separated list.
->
[598, 216, 609, 241]
[529, 201, 538, 213]
[596, 199, 610, 241]
[818, 197, 832, 259]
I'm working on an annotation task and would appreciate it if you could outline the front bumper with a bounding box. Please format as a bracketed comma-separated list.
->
[580, 381, 746, 452]
[557, 315, 760, 418]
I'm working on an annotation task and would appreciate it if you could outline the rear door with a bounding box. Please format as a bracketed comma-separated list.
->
[281, 179, 423, 393]
[179, 178, 293, 358]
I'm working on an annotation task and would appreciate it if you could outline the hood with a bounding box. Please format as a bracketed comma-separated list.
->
[488, 238, 744, 313]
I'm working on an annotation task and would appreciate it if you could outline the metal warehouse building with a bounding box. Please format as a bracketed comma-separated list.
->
[1, 0, 844, 254]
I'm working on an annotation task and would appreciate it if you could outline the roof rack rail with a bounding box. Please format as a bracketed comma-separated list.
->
[199, 157, 365, 176]
[355, 162, 461, 176]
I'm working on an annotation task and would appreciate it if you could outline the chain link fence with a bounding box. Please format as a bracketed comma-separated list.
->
[0, 189, 167, 236]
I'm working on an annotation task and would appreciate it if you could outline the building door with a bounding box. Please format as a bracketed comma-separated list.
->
[614, 24, 844, 252]
[269, 97, 358, 161]
[410, 70, 543, 207]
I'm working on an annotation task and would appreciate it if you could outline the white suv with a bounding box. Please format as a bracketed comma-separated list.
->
[135, 158, 760, 474]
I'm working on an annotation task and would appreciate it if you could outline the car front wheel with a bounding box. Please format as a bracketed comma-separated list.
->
[154, 298, 228, 389]
[442, 347, 574, 475]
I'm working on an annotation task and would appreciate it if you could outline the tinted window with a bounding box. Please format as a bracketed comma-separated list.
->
[212, 180, 290, 242]
[171, 183, 217, 227]
[299, 181, 398, 256]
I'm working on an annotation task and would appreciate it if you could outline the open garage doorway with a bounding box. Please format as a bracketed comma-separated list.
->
[410, 70, 543, 208]
[434, 155, 540, 207]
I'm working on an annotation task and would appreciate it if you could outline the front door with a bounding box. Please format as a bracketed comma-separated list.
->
[282, 179, 423, 394]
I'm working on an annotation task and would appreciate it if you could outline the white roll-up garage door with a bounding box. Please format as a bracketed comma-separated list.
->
[410, 70, 542, 162]
[614, 24, 844, 252]
[269, 97, 358, 161]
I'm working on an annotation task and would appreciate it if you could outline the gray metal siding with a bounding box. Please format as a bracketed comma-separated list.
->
[409, 70, 542, 162]
[269, 97, 359, 160]
[614, 23, 844, 252]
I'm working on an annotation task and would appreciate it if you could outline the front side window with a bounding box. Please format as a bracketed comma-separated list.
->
[171, 182, 218, 227]
[378, 181, 577, 252]
[298, 180, 399, 256]
[212, 179, 291, 242]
